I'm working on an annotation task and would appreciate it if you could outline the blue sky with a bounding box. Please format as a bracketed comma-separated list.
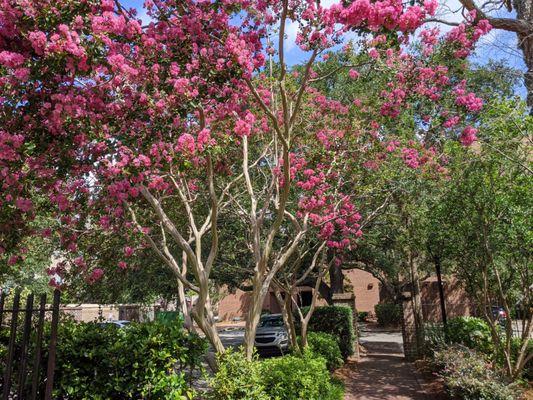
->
[121, 0, 526, 95]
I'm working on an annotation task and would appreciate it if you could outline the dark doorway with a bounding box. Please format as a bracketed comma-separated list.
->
[298, 290, 313, 307]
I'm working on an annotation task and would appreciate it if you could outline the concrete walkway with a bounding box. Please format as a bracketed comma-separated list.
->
[339, 325, 440, 400]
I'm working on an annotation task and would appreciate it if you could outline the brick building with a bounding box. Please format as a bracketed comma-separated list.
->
[216, 269, 473, 322]
[217, 268, 381, 321]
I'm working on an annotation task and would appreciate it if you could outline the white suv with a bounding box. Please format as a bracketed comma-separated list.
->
[254, 314, 289, 354]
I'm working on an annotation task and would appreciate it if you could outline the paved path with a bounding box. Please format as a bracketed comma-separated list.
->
[339, 325, 432, 400]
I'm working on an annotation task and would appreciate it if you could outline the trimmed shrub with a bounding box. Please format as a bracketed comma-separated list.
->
[304, 332, 343, 371]
[53, 320, 207, 399]
[209, 349, 344, 400]
[261, 350, 344, 400]
[208, 349, 269, 400]
[375, 303, 402, 327]
[305, 306, 355, 359]
[357, 311, 369, 322]
[434, 345, 520, 400]
[446, 316, 493, 355]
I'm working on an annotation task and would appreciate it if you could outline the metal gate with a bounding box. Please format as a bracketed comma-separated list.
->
[0, 289, 60, 400]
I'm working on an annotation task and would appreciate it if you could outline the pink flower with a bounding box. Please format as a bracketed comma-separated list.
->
[29, 31, 47, 55]
[124, 246, 134, 257]
[118, 261, 128, 269]
[15, 197, 33, 212]
[13, 68, 30, 81]
[368, 48, 379, 59]
[443, 116, 460, 128]
[0, 51, 25, 68]
[349, 69, 360, 79]
[234, 111, 255, 137]
[177, 133, 196, 153]
[89, 268, 104, 283]
[460, 126, 477, 146]
[7, 255, 19, 266]
[456, 92, 483, 112]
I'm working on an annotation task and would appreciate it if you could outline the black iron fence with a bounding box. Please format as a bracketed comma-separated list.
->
[0, 289, 60, 400]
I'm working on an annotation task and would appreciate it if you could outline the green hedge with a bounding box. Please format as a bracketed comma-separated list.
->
[446, 317, 494, 355]
[304, 305, 355, 360]
[375, 303, 402, 327]
[209, 349, 344, 400]
[300, 332, 343, 371]
[261, 351, 344, 400]
[208, 349, 269, 400]
[53, 320, 207, 399]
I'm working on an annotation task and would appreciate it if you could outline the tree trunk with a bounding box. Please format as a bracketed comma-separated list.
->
[434, 256, 448, 327]
[514, 0, 533, 113]
[243, 273, 271, 360]
[409, 253, 425, 357]
[300, 321, 309, 348]
[329, 263, 344, 294]
[274, 288, 300, 352]
[177, 279, 194, 331]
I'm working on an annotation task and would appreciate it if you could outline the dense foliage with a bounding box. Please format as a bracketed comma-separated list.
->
[52, 321, 207, 399]
[301, 332, 344, 371]
[446, 317, 494, 355]
[209, 349, 343, 400]
[261, 350, 344, 400]
[375, 303, 403, 327]
[0, 0, 493, 357]
[433, 346, 520, 400]
[208, 349, 269, 400]
[305, 305, 355, 359]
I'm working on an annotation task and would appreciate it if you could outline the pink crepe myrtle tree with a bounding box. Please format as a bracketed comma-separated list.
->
[1, 0, 490, 359]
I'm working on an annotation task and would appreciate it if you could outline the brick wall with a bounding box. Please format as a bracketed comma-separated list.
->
[217, 268, 381, 321]
[420, 276, 473, 322]
[345, 269, 381, 314]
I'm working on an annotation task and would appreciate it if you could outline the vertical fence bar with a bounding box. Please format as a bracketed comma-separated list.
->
[0, 291, 5, 327]
[44, 290, 60, 400]
[2, 289, 21, 400]
[30, 294, 47, 400]
[17, 293, 34, 399]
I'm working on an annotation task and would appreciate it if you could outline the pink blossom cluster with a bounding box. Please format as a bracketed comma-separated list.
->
[327, 0, 437, 33]
[460, 126, 478, 146]
[446, 13, 492, 58]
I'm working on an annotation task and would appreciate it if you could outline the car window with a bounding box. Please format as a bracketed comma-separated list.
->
[259, 317, 284, 327]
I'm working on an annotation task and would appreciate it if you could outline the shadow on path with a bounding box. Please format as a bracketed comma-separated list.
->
[337, 325, 433, 400]
[338, 353, 428, 400]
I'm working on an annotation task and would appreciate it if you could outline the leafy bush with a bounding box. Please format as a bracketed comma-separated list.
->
[357, 311, 369, 322]
[261, 350, 344, 400]
[305, 306, 355, 359]
[375, 303, 402, 327]
[434, 345, 520, 400]
[209, 349, 343, 400]
[446, 317, 494, 355]
[424, 322, 447, 355]
[303, 332, 343, 371]
[53, 320, 207, 399]
[208, 349, 269, 400]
